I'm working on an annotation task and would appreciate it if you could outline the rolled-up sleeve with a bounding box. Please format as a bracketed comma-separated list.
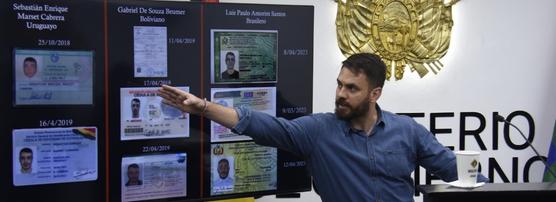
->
[231, 106, 321, 158]
[231, 105, 253, 134]
[415, 121, 489, 183]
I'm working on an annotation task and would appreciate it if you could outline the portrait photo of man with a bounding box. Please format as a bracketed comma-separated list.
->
[131, 98, 141, 119]
[23, 57, 38, 79]
[19, 147, 33, 174]
[213, 157, 234, 192]
[125, 163, 143, 186]
[221, 51, 239, 80]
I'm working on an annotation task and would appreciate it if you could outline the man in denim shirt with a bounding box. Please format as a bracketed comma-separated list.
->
[159, 53, 488, 202]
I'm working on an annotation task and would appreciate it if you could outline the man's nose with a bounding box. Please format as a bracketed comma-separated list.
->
[337, 87, 347, 99]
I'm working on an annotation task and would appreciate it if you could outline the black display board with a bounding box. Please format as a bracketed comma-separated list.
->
[1, 0, 313, 201]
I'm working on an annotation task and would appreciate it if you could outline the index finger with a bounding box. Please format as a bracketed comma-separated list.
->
[160, 85, 188, 97]
[159, 85, 188, 102]
[161, 85, 183, 93]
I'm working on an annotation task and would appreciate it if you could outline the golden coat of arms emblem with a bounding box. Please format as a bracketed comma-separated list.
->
[336, 0, 459, 80]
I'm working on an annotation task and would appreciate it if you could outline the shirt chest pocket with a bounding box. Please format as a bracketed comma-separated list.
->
[378, 148, 415, 178]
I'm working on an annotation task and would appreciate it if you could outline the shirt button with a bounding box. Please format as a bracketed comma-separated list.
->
[369, 155, 374, 159]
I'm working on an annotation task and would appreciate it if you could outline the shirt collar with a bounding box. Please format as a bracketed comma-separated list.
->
[341, 104, 386, 135]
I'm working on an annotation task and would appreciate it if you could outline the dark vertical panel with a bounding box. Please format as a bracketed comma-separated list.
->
[3, 0, 105, 201]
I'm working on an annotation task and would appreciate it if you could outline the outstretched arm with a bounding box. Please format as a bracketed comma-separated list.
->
[159, 85, 319, 157]
[158, 85, 239, 128]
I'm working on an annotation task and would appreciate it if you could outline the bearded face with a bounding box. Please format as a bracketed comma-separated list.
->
[335, 94, 370, 121]
[334, 67, 377, 121]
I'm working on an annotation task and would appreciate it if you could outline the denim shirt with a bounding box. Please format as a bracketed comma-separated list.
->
[232, 105, 487, 202]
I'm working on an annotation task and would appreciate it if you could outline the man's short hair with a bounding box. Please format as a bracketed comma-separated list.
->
[226, 52, 235, 58]
[341, 53, 387, 88]
[128, 163, 139, 170]
[218, 158, 229, 165]
[24, 57, 37, 64]
[20, 147, 33, 155]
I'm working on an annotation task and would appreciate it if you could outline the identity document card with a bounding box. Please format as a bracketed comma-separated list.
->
[12, 127, 98, 186]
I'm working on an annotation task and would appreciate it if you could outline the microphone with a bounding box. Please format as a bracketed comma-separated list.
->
[496, 114, 556, 179]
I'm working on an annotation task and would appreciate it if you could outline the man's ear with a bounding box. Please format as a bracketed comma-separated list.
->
[369, 87, 382, 102]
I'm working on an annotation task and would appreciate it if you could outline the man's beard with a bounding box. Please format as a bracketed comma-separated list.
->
[334, 98, 370, 121]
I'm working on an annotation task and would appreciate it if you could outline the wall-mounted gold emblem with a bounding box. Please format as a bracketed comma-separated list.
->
[336, 0, 459, 80]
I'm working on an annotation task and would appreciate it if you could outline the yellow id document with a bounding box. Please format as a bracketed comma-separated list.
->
[209, 197, 255, 202]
